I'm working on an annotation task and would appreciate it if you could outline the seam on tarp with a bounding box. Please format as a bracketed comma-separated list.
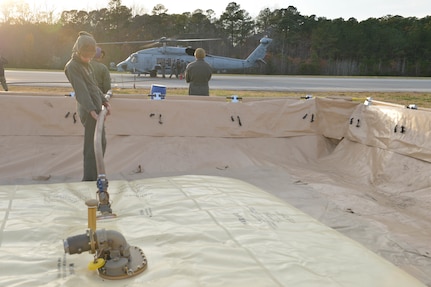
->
[167, 177, 284, 287]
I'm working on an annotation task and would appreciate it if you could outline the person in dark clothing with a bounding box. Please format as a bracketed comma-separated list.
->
[90, 47, 112, 94]
[175, 59, 181, 78]
[159, 58, 166, 78]
[0, 52, 8, 91]
[169, 59, 176, 78]
[64, 31, 111, 181]
[185, 48, 212, 96]
[170, 59, 182, 78]
[180, 59, 186, 79]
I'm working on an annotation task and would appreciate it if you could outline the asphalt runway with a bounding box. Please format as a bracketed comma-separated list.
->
[5, 69, 431, 92]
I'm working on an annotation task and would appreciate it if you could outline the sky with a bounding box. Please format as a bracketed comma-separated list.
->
[5, 0, 431, 21]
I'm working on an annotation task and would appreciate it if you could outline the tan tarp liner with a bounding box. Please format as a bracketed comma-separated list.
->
[0, 176, 425, 286]
[0, 94, 430, 286]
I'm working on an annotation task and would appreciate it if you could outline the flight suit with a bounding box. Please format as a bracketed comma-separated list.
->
[65, 53, 108, 181]
[90, 60, 111, 94]
[185, 59, 212, 96]
[0, 56, 8, 91]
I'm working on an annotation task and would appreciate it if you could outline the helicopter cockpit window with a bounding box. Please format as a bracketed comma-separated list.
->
[185, 48, 195, 56]
[131, 55, 138, 63]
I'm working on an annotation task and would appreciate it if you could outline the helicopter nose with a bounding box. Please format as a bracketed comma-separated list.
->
[116, 61, 127, 72]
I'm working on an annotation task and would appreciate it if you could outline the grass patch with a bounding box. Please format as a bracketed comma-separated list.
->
[9, 85, 431, 109]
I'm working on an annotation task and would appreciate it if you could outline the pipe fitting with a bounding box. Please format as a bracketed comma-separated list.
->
[64, 228, 147, 279]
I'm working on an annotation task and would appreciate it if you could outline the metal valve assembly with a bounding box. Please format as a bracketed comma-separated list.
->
[63, 103, 147, 279]
[63, 199, 147, 279]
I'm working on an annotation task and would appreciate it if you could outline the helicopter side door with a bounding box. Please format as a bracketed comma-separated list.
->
[131, 53, 156, 76]
[129, 54, 139, 74]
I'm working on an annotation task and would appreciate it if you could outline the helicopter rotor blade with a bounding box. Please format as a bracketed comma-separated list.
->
[173, 38, 221, 42]
[141, 42, 162, 49]
[98, 40, 159, 45]
[98, 37, 221, 46]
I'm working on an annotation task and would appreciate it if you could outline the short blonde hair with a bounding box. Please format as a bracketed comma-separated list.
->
[194, 48, 206, 59]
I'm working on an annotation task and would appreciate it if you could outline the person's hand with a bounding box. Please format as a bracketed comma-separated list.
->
[103, 102, 111, 116]
[90, 110, 98, 120]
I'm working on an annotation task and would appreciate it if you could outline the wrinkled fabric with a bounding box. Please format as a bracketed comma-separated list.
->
[0, 94, 430, 285]
[0, 176, 425, 286]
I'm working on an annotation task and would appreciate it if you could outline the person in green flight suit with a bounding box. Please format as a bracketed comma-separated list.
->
[185, 48, 212, 96]
[64, 31, 112, 181]
[0, 51, 8, 91]
[90, 47, 112, 94]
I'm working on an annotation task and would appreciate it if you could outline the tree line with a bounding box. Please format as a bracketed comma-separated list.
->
[0, 0, 430, 76]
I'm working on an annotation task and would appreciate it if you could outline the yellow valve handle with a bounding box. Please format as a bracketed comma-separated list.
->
[88, 258, 105, 270]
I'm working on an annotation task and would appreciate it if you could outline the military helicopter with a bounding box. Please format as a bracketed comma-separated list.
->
[104, 36, 272, 77]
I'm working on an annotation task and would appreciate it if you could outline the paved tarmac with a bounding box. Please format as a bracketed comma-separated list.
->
[5, 69, 431, 92]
